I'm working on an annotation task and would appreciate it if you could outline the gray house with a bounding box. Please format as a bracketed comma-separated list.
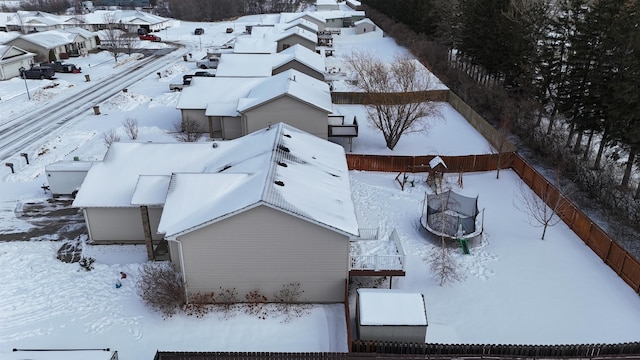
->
[175, 69, 333, 140]
[72, 123, 359, 303]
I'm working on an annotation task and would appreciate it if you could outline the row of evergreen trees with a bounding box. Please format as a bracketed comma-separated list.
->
[364, 0, 640, 191]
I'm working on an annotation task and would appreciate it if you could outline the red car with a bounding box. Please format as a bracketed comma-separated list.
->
[139, 34, 161, 42]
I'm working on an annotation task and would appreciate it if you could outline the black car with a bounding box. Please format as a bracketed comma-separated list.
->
[194, 28, 204, 35]
[20, 66, 55, 80]
[40, 61, 81, 73]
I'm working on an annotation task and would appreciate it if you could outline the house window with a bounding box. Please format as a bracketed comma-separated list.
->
[282, 43, 291, 50]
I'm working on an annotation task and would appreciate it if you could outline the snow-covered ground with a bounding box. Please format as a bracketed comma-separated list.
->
[1, 13, 640, 360]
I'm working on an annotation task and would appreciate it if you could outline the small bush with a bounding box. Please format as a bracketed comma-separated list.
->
[244, 290, 268, 319]
[272, 283, 311, 322]
[172, 117, 203, 142]
[102, 128, 121, 147]
[122, 117, 138, 140]
[216, 287, 239, 319]
[78, 257, 95, 271]
[185, 292, 215, 318]
[137, 263, 185, 318]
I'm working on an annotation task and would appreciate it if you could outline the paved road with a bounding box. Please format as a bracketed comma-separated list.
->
[0, 46, 183, 163]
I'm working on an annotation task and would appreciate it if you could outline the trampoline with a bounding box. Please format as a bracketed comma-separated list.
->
[420, 190, 484, 241]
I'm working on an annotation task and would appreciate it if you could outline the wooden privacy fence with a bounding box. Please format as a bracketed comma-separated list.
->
[331, 90, 449, 105]
[346, 152, 640, 295]
[331, 89, 516, 154]
[346, 153, 514, 173]
[351, 340, 640, 357]
[511, 154, 640, 294]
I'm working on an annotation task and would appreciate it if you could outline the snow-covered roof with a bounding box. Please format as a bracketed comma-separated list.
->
[63, 27, 96, 39]
[277, 18, 319, 34]
[45, 160, 93, 172]
[83, 10, 167, 26]
[177, 69, 331, 116]
[15, 29, 83, 48]
[429, 156, 447, 169]
[233, 36, 278, 54]
[237, 69, 332, 113]
[175, 76, 262, 113]
[280, 12, 327, 24]
[215, 45, 324, 78]
[276, 44, 325, 73]
[314, 10, 365, 20]
[130, 175, 170, 206]
[354, 18, 375, 27]
[358, 288, 427, 326]
[215, 53, 274, 77]
[271, 27, 318, 44]
[73, 123, 359, 238]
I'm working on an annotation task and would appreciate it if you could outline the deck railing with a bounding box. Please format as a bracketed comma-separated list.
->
[351, 227, 379, 240]
[350, 229, 405, 271]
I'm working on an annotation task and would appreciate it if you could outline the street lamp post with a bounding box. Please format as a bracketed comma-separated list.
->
[19, 67, 31, 100]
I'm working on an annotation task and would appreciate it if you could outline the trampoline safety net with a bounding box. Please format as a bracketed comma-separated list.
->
[425, 190, 480, 239]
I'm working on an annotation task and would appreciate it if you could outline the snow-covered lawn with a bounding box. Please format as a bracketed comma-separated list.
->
[1, 13, 640, 360]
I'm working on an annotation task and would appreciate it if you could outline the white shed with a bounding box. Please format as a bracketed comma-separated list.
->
[45, 160, 93, 196]
[357, 288, 428, 343]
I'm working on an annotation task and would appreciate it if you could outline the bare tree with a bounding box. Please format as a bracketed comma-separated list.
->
[122, 117, 138, 140]
[488, 115, 514, 179]
[426, 185, 465, 286]
[102, 12, 124, 62]
[102, 128, 121, 147]
[346, 50, 441, 150]
[514, 172, 574, 240]
[427, 242, 465, 286]
[172, 117, 204, 142]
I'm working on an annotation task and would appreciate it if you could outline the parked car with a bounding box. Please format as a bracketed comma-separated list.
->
[40, 61, 81, 73]
[196, 56, 220, 69]
[194, 71, 215, 77]
[20, 66, 55, 79]
[194, 28, 204, 35]
[226, 27, 234, 33]
[139, 34, 161, 42]
[169, 72, 216, 91]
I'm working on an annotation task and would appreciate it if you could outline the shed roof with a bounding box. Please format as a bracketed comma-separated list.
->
[358, 288, 427, 326]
